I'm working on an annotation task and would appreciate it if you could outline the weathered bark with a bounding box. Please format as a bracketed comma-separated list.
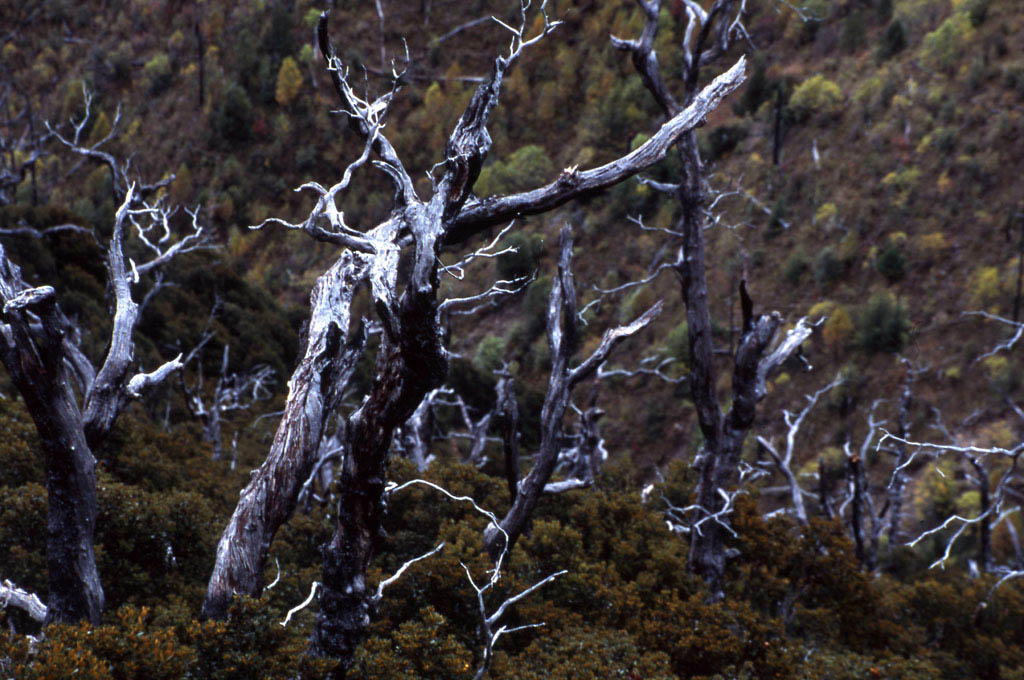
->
[496, 369, 520, 501]
[202, 252, 368, 620]
[0, 252, 104, 624]
[443, 57, 747, 245]
[970, 458, 992, 572]
[0, 579, 48, 623]
[848, 452, 867, 567]
[613, 0, 814, 597]
[759, 375, 844, 525]
[205, 8, 744, 671]
[1, 187, 193, 623]
[886, 372, 914, 546]
[483, 228, 662, 561]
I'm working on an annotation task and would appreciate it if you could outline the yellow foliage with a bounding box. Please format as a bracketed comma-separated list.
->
[823, 306, 854, 352]
[814, 202, 839, 228]
[916, 232, 949, 259]
[972, 266, 1002, 308]
[274, 56, 303, 107]
[808, 300, 836, 319]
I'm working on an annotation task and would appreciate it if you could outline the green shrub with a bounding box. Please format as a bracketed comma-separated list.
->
[473, 335, 507, 374]
[966, 0, 990, 27]
[857, 291, 909, 352]
[876, 245, 906, 283]
[841, 11, 867, 53]
[702, 124, 747, 161]
[813, 246, 842, 287]
[876, 20, 907, 61]
[475, 145, 554, 196]
[789, 75, 844, 123]
[665, 321, 690, 366]
[497, 231, 544, 280]
[211, 83, 253, 145]
[785, 249, 809, 286]
[142, 52, 172, 95]
[920, 13, 974, 74]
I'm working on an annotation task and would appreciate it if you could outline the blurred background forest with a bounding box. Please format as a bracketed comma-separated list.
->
[2, 0, 1024, 678]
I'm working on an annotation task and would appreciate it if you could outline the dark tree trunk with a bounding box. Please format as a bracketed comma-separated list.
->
[0, 264, 104, 624]
[497, 371, 520, 501]
[23, 379, 104, 624]
[309, 287, 447, 675]
[483, 229, 661, 562]
[971, 459, 992, 572]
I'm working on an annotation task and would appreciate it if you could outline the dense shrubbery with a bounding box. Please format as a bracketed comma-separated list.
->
[3, 421, 1023, 679]
[3, 0, 1024, 676]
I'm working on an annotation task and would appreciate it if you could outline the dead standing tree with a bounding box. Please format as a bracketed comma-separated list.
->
[0, 91, 208, 624]
[200, 4, 746, 674]
[182, 343, 274, 460]
[613, 0, 810, 596]
[484, 227, 662, 560]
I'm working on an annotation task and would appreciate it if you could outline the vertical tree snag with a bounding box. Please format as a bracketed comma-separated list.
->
[483, 227, 662, 561]
[613, 0, 809, 597]
[0, 99, 207, 622]
[496, 367, 521, 501]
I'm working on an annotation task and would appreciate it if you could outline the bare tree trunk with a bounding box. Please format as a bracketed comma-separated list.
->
[848, 453, 866, 566]
[0, 299, 104, 624]
[483, 228, 661, 561]
[202, 254, 367, 620]
[496, 369, 520, 501]
[970, 458, 992, 572]
[886, 376, 913, 546]
[1, 176, 198, 623]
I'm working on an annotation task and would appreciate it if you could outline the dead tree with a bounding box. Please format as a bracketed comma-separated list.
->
[496, 366, 521, 501]
[613, 0, 810, 597]
[757, 373, 844, 525]
[200, 5, 746, 673]
[0, 91, 207, 624]
[483, 227, 662, 559]
[0, 86, 49, 206]
[885, 359, 926, 546]
[183, 343, 274, 460]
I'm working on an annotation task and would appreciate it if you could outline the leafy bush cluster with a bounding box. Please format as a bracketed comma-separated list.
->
[3, 416, 1023, 679]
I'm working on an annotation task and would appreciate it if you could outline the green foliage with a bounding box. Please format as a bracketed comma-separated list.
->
[841, 10, 867, 53]
[785, 249, 810, 286]
[966, 0, 991, 27]
[665, 321, 690, 366]
[735, 61, 771, 117]
[813, 246, 842, 287]
[274, 56, 302, 107]
[983, 355, 1020, 395]
[857, 291, 910, 353]
[789, 75, 844, 123]
[920, 12, 974, 75]
[211, 83, 253, 145]
[473, 335, 507, 374]
[497, 231, 544, 280]
[876, 244, 907, 283]
[876, 20, 907, 61]
[702, 123, 748, 161]
[142, 52, 172, 95]
[475, 145, 554, 196]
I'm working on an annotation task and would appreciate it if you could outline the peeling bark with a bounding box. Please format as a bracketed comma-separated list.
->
[202, 252, 369, 620]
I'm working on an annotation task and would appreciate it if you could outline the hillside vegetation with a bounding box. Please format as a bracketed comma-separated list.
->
[1, 0, 1024, 677]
